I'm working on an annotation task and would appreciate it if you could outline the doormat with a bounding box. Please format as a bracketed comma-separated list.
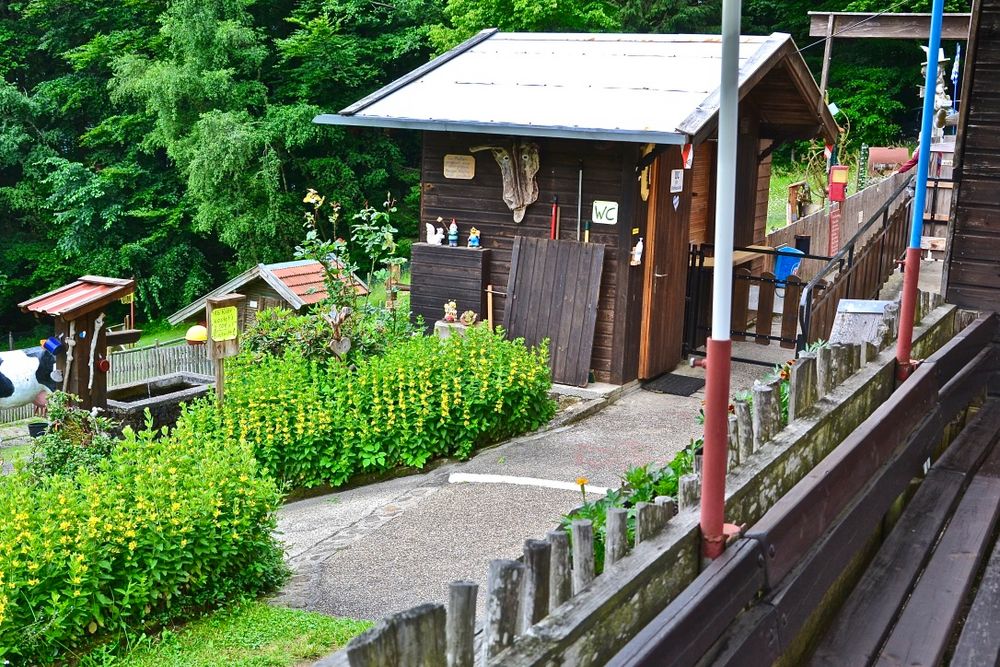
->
[642, 373, 706, 396]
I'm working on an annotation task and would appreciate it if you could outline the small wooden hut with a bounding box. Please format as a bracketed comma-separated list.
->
[317, 30, 838, 385]
[167, 259, 368, 329]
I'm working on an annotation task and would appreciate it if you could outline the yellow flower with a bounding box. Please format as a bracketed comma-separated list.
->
[576, 477, 589, 487]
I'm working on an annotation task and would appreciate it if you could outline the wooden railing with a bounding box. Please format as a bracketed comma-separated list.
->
[766, 172, 912, 282]
[108, 338, 211, 387]
[799, 174, 915, 348]
[609, 313, 999, 666]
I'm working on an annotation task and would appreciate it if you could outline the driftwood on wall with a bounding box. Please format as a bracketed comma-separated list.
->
[470, 140, 540, 222]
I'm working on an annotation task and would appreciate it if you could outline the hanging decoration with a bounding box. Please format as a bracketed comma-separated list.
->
[470, 140, 540, 222]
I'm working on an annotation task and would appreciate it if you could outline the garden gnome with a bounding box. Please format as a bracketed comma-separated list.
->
[448, 219, 459, 247]
[468, 227, 481, 248]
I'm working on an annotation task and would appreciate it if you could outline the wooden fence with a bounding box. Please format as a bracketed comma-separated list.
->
[800, 179, 914, 346]
[0, 404, 35, 425]
[108, 338, 211, 387]
[767, 172, 912, 282]
[315, 293, 947, 666]
[611, 312, 998, 666]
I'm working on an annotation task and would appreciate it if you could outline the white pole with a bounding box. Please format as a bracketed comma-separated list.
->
[711, 0, 741, 340]
[700, 0, 742, 560]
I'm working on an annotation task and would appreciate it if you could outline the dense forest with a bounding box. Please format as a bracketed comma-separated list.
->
[0, 0, 971, 335]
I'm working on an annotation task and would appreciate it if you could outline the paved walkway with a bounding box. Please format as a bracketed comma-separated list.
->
[271, 349, 789, 620]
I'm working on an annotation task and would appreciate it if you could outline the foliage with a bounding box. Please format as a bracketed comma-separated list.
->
[561, 440, 700, 574]
[78, 600, 370, 667]
[429, 0, 619, 52]
[217, 325, 555, 488]
[24, 392, 119, 480]
[0, 413, 286, 664]
[240, 306, 421, 364]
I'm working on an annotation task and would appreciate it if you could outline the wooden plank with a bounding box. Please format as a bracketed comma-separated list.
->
[732, 268, 751, 341]
[755, 272, 776, 345]
[808, 12, 972, 40]
[809, 470, 965, 666]
[876, 474, 1000, 666]
[607, 540, 765, 667]
[952, 536, 1000, 666]
[780, 275, 802, 348]
[746, 366, 939, 586]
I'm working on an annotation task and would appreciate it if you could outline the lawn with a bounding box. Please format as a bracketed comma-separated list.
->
[79, 601, 370, 667]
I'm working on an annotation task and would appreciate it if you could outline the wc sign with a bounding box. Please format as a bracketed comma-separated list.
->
[592, 200, 619, 225]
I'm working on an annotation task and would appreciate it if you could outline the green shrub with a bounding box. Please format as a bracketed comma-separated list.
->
[241, 306, 420, 364]
[24, 392, 118, 480]
[219, 325, 555, 488]
[0, 416, 285, 664]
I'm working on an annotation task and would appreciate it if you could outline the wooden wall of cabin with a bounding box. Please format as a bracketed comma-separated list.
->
[419, 132, 642, 383]
[945, 0, 1000, 311]
[236, 279, 288, 330]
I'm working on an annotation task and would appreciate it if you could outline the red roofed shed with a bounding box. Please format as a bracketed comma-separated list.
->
[167, 260, 369, 327]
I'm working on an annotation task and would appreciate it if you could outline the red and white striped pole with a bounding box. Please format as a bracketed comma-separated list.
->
[699, 0, 743, 560]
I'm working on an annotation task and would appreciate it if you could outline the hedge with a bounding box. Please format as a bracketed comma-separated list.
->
[218, 325, 556, 487]
[0, 419, 285, 663]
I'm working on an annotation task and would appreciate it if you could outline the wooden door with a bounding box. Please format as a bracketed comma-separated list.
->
[639, 149, 692, 379]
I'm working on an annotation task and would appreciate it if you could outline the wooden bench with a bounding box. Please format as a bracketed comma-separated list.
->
[811, 402, 1000, 666]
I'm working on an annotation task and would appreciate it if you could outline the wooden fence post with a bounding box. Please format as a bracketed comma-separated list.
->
[862, 341, 878, 366]
[336, 603, 446, 667]
[728, 414, 740, 468]
[752, 384, 775, 450]
[483, 560, 524, 662]
[817, 345, 833, 397]
[679, 474, 700, 512]
[571, 520, 595, 595]
[546, 530, 571, 610]
[655, 495, 677, 519]
[447, 581, 477, 667]
[605, 508, 629, 568]
[789, 353, 817, 422]
[520, 539, 551, 632]
[766, 378, 784, 430]
[735, 398, 753, 462]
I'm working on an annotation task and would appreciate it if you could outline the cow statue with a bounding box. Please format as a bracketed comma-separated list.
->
[0, 347, 62, 413]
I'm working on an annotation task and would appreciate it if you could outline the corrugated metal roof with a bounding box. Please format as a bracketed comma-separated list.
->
[19, 276, 135, 320]
[315, 30, 804, 143]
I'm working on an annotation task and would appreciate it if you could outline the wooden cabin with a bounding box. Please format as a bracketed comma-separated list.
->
[944, 0, 1000, 311]
[316, 30, 837, 385]
[167, 259, 368, 329]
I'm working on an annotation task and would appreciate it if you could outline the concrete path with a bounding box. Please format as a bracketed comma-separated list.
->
[271, 352, 790, 620]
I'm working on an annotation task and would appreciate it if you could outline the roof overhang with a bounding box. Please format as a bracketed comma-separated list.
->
[314, 29, 838, 146]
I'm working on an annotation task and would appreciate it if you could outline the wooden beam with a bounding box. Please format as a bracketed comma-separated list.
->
[808, 12, 972, 40]
[818, 14, 835, 117]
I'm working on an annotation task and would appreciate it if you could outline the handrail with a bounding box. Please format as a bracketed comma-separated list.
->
[797, 174, 915, 349]
[694, 243, 833, 264]
[799, 174, 914, 301]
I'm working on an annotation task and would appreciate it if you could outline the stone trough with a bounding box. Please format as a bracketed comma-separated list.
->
[106, 372, 213, 432]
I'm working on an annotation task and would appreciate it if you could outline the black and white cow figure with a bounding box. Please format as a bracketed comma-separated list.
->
[0, 347, 62, 413]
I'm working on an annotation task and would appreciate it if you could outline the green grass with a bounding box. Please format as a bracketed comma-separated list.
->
[0, 443, 30, 465]
[132, 321, 191, 347]
[80, 601, 371, 667]
[766, 162, 864, 234]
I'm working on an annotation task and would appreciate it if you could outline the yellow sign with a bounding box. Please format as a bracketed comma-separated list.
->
[119, 293, 134, 304]
[211, 306, 238, 342]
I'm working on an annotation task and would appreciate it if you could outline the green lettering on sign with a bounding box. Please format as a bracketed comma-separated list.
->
[212, 306, 238, 342]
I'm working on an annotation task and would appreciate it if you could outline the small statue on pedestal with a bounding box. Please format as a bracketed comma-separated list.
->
[448, 219, 459, 247]
[468, 227, 481, 248]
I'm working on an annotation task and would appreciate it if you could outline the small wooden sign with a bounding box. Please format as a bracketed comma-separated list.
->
[206, 293, 245, 405]
[211, 306, 238, 342]
[592, 200, 619, 225]
[443, 154, 476, 180]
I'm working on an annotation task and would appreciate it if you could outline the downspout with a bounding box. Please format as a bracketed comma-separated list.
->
[896, 0, 945, 380]
[699, 0, 743, 559]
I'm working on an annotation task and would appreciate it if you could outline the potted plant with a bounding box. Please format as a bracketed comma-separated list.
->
[27, 418, 48, 438]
